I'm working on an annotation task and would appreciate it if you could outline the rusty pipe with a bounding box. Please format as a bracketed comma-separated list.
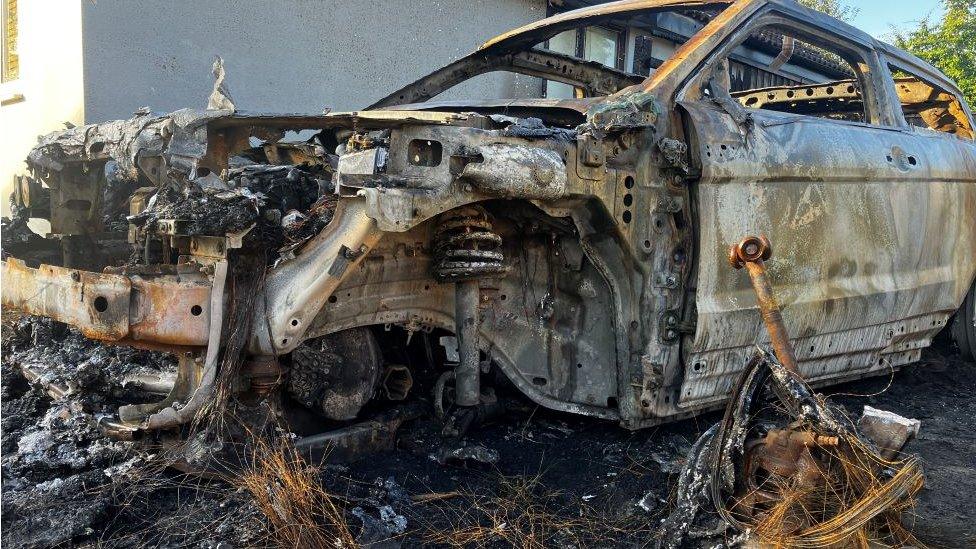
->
[729, 235, 800, 375]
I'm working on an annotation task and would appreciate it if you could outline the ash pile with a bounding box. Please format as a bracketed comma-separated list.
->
[0, 316, 268, 548]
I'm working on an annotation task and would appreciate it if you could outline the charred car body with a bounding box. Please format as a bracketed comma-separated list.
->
[3, 0, 975, 437]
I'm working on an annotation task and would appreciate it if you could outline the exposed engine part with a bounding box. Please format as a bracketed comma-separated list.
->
[432, 370, 457, 420]
[431, 206, 507, 282]
[734, 427, 839, 531]
[432, 205, 507, 408]
[240, 355, 287, 402]
[287, 327, 382, 421]
[380, 364, 413, 401]
[432, 370, 502, 437]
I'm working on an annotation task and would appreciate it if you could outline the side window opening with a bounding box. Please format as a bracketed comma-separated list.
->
[888, 64, 974, 140]
[707, 24, 871, 123]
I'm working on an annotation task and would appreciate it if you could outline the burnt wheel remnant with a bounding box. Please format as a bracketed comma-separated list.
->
[951, 281, 976, 361]
[287, 327, 382, 421]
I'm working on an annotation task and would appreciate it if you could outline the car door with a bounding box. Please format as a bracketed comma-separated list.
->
[674, 11, 976, 410]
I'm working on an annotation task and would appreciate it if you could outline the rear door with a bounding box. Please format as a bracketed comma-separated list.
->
[675, 11, 976, 410]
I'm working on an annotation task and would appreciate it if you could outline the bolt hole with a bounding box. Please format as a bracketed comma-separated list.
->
[191, 305, 203, 316]
[500, 294, 507, 301]
[290, 318, 299, 327]
[623, 193, 633, 207]
[532, 377, 548, 386]
[907, 156, 917, 166]
[93, 296, 109, 313]
[624, 176, 635, 189]
[622, 210, 632, 224]
[282, 339, 289, 346]
[576, 363, 583, 369]
[328, 295, 338, 304]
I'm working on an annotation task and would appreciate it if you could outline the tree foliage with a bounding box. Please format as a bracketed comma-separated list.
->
[797, 0, 860, 22]
[894, 0, 976, 108]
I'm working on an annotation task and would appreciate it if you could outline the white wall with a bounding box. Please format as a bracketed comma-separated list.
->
[0, 1, 85, 218]
[80, 0, 546, 123]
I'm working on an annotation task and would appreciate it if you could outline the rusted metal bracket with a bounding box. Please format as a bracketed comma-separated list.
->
[1, 258, 212, 348]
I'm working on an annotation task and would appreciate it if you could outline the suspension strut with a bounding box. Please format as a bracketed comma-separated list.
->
[432, 206, 507, 407]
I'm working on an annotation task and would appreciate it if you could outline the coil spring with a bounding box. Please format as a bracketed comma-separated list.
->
[432, 206, 507, 282]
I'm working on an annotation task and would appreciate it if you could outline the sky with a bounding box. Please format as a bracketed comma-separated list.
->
[847, 0, 945, 40]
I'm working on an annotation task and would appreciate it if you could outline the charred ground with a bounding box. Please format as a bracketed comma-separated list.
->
[2, 314, 973, 548]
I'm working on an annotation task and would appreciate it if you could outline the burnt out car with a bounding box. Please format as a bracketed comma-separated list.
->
[3, 0, 975, 436]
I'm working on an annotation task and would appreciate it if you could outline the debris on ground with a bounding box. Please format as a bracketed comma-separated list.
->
[857, 405, 922, 460]
[2, 311, 975, 547]
[656, 236, 932, 548]
[434, 441, 500, 467]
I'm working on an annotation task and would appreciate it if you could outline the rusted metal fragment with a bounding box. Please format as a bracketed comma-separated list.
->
[661, 351, 925, 548]
[295, 403, 423, 463]
[128, 274, 212, 346]
[2, 258, 130, 340]
[1, 258, 211, 347]
[857, 405, 920, 460]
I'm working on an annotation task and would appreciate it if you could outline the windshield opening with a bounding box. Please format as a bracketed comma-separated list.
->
[372, 5, 728, 108]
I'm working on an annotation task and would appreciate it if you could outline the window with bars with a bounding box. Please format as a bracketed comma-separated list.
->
[2, 0, 18, 83]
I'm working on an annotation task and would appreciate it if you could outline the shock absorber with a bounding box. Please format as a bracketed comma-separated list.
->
[432, 205, 507, 407]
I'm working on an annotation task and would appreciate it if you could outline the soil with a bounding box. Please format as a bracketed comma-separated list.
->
[2, 315, 974, 548]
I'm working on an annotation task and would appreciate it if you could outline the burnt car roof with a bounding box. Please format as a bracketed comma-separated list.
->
[476, 0, 965, 102]
[479, 0, 732, 53]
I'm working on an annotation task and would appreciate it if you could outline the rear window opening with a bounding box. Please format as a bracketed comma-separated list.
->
[888, 64, 974, 140]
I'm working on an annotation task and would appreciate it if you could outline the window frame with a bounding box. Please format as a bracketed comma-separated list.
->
[543, 24, 627, 98]
[675, 7, 894, 129]
[879, 53, 975, 141]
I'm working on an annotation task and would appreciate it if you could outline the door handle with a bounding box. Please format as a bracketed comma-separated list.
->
[887, 147, 919, 171]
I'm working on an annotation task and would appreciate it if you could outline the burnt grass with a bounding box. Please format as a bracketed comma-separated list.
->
[2, 317, 974, 548]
